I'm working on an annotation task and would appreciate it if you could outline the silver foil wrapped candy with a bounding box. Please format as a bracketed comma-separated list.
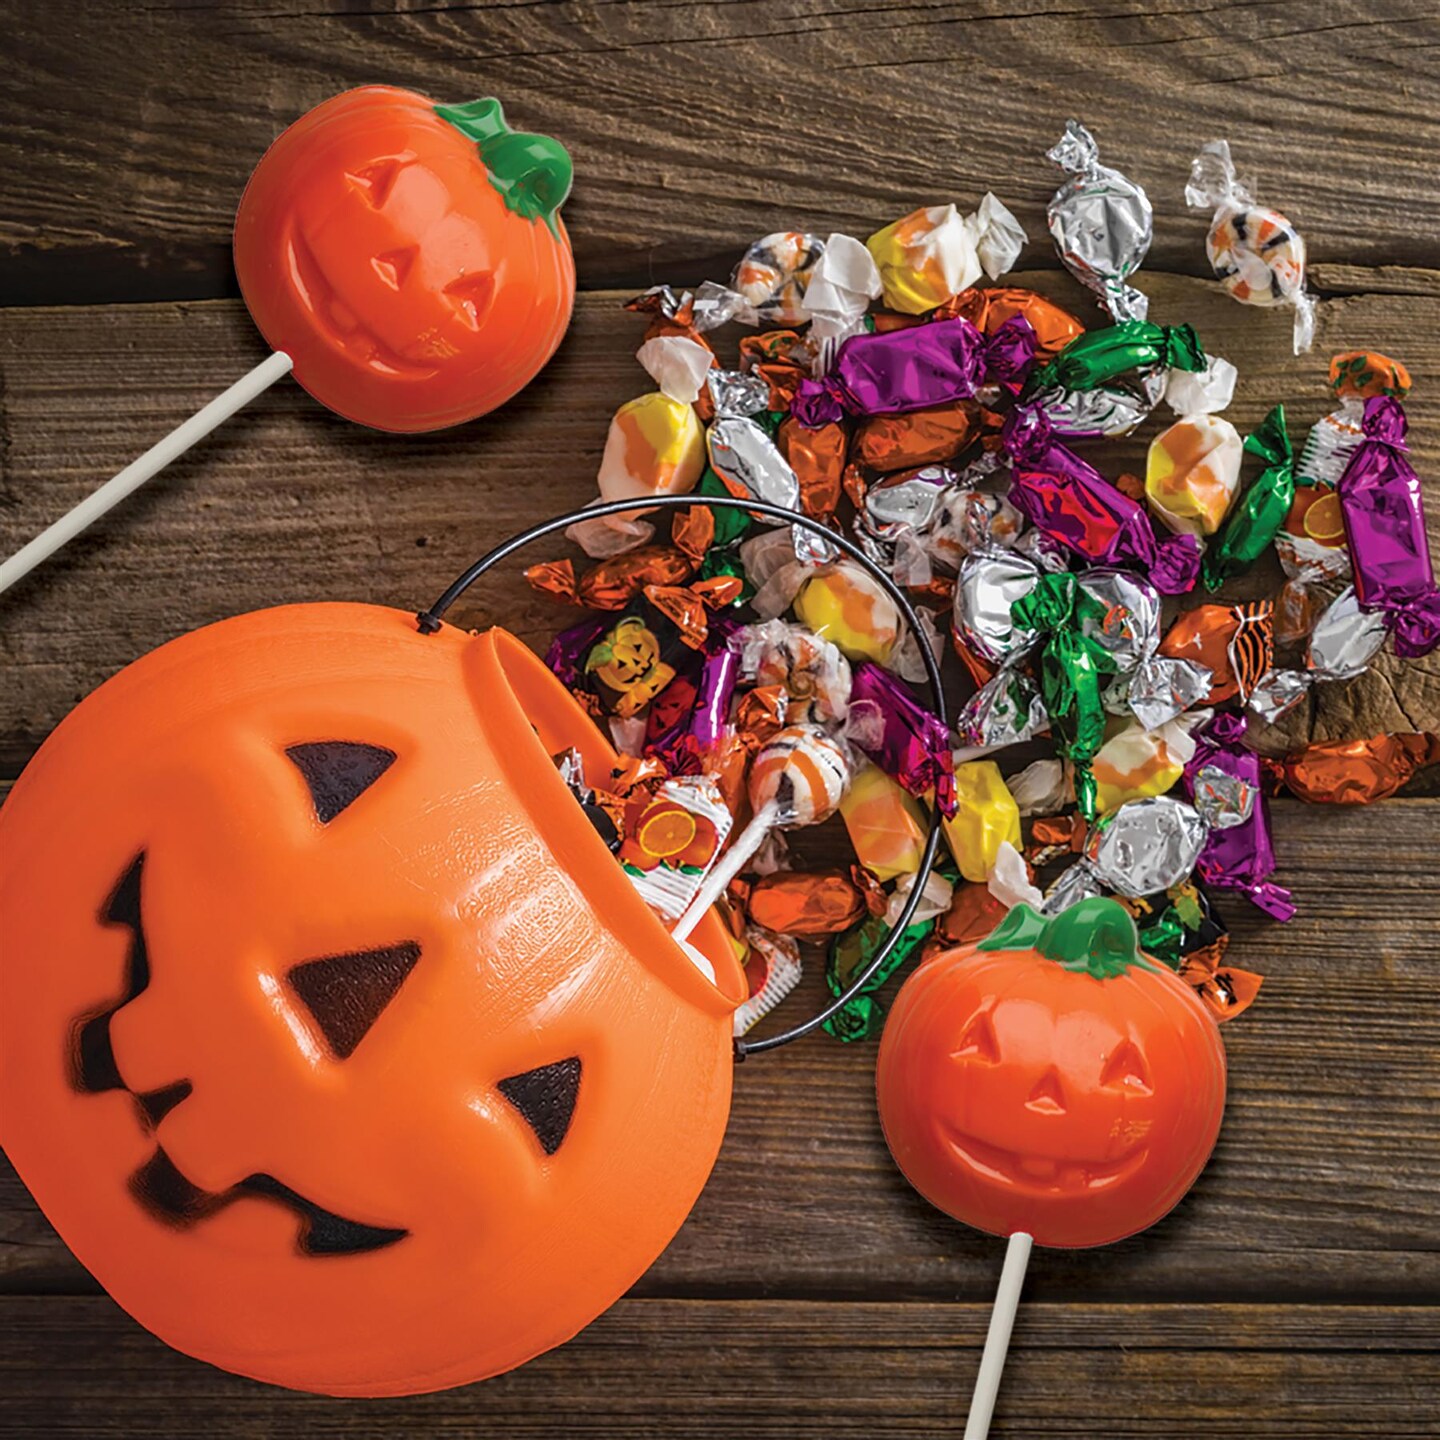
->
[1046, 119, 1154, 323]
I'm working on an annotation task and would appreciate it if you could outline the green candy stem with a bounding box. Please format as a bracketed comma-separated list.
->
[978, 897, 1160, 979]
[434, 97, 573, 238]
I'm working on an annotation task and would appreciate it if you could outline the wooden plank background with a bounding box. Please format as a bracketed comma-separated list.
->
[1, 1, 1438, 1435]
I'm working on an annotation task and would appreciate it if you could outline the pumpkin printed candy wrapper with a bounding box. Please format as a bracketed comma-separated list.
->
[519, 188, 1440, 1070]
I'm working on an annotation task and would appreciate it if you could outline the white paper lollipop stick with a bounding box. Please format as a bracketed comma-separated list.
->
[964, 1231, 1033, 1440]
[0, 350, 294, 598]
[670, 802, 779, 943]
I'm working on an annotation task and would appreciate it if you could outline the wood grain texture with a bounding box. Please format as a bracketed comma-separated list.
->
[3, 2, 1439, 1429]
[0, 1298, 1435, 1438]
[1, 272, 1437, 775]
[4, 1, 1440, 303]
[3, 777, 1438, 1302]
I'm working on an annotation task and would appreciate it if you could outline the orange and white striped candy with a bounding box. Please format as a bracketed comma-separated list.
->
[749, 725, 850, 828]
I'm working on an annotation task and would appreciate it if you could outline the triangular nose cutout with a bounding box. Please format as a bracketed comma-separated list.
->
[498, 1058, 582, 1156]
[286, 742, 396, 824]
[1026, 1068, 1067, 1115]
[444, 271, 496, 330]
[371, 246, 419, 290]
[287, 942, 421, 1060]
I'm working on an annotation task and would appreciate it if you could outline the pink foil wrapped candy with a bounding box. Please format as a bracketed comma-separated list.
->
[791, 314, 1036, 427]
[1001, 405, 1202, 593]
[1337, 396, 1440, 657]
[1182, 713, 1295, 921]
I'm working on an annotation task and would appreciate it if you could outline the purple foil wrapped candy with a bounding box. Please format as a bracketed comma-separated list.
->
[645, 617, 741, 769]
[792, 314, 1036, 427]
[1182, 713, 1295, 921]
[546, 616, 610, 690]
[1337, 396, 1440, 657]
[845, 660, 956, 816]
[1001, 405, 1202, 593]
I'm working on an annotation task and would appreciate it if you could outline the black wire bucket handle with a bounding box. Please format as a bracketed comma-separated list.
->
[416, 493, 949, 1059]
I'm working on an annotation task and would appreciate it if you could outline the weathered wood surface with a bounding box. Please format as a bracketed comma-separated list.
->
[1, 1298, 1436, 1438]
[1, 274, 1437, 774]
[3, 776, 1438, 1308]
[3, 1, 1439, 1434]
[5, 1, 1440, 303]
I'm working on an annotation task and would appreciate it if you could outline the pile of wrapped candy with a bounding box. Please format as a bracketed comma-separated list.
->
[529, 121, 1440, 1040]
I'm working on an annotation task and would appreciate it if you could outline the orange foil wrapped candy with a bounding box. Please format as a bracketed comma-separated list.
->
[940, 286, 1086, 362]
[580, 548, 695, 609]
[854, 402, 980, 471]
[1179, 953, 1263, 1024]
[935, 882, 1010, 948]
[779, 415, 848, 519]
[747, 869, 869, 937]
[1277, 733, 1440, 804]
[1158, 601, 1273, 705]
[739, 330, 813, 410]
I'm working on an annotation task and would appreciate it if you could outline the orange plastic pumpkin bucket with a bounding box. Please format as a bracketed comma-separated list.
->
[0, 496, 947, 1396]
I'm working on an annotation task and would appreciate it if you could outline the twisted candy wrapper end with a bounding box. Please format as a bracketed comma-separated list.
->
[1338, 396, 1440, 656]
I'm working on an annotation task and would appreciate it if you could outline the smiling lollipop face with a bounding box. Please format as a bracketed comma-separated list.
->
[0, 605, 743, 1395]
[876, 899, 1226, 1248]
[234, 86, 575, 432]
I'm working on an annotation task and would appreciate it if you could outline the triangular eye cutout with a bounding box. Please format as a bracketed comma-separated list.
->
[1101, 1039, 1153, 1094]
[443, 271, 496, 331]
[498, 1058, 581, 1156]
[287, 942, 421, 1060]
[951, 1009, 1001, 1064]
[344, 157, 405, 208]
[1026, 1068, 1067, 1115]
[286, 742, 396, 824]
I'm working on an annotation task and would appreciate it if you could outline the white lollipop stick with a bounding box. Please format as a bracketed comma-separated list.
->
[0, 350, 294, 598]
[964, 1231, 1033, 1440]
[670, 802, 779, 943]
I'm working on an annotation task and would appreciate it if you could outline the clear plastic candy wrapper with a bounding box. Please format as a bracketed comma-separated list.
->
[1185, 139, 1315, 353]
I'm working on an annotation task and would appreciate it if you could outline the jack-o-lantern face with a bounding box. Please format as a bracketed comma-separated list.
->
[0, 605, 744, 1395]
[234, 86, 575, 432]
[876, 899, 1226, 1248]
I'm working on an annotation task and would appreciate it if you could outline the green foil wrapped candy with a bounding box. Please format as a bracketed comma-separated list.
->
[1202, 404, 1293, 589]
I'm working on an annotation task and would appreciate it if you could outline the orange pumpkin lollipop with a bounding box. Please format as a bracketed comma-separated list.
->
[236, 86, 574, 431]
[876, 897, 1226, 1434]
[0, 87, 575, 594]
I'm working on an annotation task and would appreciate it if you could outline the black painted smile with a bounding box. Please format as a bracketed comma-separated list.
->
[69, 743, 584, 1258]
[70, 852, 409, 1258]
